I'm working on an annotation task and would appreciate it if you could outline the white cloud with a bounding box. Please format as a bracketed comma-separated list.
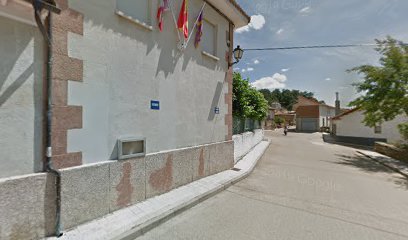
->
[299, 6, 311, 14]
[251, 73, 287, 90]
[233, 67, 240, 71]
[242, 69, 246, 73]
[276, 28, 284, 35]
[281, 68, 290, 72]
[247, 67, 254, 72]
[254, 59, 260, 64]
[325, 78, 331, 81]
[236, 14, 266, 33]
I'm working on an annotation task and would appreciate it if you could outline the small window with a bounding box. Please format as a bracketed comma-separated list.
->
[202, 19, 217, 56]
[374, 125, 382, 134]
[116, 0, 151, 25]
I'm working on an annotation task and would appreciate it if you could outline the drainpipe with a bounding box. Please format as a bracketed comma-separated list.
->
[44, 12, 63, 238]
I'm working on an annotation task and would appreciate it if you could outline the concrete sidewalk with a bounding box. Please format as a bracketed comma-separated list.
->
[46, 140, 270, 240]
[357, 150, 408, 178]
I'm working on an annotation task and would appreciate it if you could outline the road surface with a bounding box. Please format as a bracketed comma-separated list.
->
[136, 130, 408, 240]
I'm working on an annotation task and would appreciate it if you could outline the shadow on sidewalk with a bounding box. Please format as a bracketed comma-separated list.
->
[334, 154, 408, 190]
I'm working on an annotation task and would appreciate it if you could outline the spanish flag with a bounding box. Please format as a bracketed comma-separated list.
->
[177, 0, 189, 39]
[157, 0, 169, 31]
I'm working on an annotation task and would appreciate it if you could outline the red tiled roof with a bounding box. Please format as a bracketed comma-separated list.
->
[331, 108, 360, 120]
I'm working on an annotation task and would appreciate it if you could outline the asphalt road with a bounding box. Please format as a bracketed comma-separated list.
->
[137, 130, 408, 240]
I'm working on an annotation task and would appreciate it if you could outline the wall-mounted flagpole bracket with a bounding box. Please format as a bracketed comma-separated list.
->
[22, 0, 61, 45]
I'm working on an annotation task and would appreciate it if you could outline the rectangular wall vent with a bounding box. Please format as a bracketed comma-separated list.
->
[118, 138, 146, 160]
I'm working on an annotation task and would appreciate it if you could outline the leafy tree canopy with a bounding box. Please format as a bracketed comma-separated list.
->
[348, 36, 408, 140]
[233, 73, 269, 120]
[259, 89, 316, 110]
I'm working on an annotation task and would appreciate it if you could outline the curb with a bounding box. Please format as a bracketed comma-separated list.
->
[356, 151, 408, 179]
[118, 140, 270, 240]
[48, 140, 271, 240]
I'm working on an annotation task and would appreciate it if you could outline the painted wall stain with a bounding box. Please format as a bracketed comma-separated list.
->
[116, 162, 134, 207]
[198, 148, 205, 177]
[149, 154, 173, 192]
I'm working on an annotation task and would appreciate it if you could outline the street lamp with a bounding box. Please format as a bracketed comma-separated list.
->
[230, 45, 244, 66]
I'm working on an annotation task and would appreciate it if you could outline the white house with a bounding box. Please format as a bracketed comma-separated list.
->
[0, 0, 250, 238]
[331, 108, 408, 145]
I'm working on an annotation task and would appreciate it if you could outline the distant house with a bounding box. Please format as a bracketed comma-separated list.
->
[330, 109, 408, 145]
[276, 110, 296, 126]
[295, 95, 337, 132]
[293, 96, 320, 111]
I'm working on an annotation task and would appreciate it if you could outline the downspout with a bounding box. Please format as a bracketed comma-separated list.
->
[44, 12, 63, 238]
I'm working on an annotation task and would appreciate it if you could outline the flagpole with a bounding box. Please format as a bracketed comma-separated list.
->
[169, 0, 181, 41]
[185, 2, 206, 48]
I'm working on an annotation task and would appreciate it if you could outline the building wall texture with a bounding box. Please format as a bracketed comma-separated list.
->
[0, 0, 240, 238]
[0, 16, 44, 178]
[319, 105, 336, 127]
[65, 0, 231, 164]
[332, 110, 407, 144]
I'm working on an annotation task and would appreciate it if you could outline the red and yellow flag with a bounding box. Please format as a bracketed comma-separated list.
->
[157, 0, 169, 31]
[177, 0, 189, 39]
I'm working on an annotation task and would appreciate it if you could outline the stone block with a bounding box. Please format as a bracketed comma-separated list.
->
[145, 153, 173, 198]
[52, 54, 83, 82]
[52, 152, 82, 169]
[109, 157, 146, 212]
[0, 173, 56, 239]
[52, 105, 83, 130]
[192, 147, 210, 181]
[60, 162, 110, 230]
[172, 148, 194, 188]
[209, 141, 234, 175]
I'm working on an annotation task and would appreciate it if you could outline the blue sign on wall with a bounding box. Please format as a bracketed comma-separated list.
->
[151, 100, 160, 110]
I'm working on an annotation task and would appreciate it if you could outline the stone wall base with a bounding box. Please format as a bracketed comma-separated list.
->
[0, 141, 233, 239]
[375, 142, 408, 162]
[0, 173, 56, 239]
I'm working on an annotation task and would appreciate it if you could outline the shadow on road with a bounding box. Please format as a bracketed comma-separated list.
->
[334, 154, 408, 190]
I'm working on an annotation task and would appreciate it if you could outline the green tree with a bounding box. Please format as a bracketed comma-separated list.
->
[233, 73, 268, 120]
[274, 116, 285, 126]
[258, 89, 315, 110]
[348, 37, 408, 140]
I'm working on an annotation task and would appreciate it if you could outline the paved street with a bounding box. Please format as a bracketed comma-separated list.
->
[137, 131, 408, 240]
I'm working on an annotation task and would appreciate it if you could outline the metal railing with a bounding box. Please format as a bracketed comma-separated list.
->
[233, 117, 262, 135]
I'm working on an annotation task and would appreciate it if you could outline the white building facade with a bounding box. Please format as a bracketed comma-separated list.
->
[0, 0, 250, 238]
[331, 109, 408, 145]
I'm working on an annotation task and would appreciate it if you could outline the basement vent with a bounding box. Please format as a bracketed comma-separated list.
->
[118, 138, 146, 160]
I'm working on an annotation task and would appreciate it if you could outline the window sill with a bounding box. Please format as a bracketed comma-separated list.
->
[115, 10, 153, 31]
[202, 51, 220, 61]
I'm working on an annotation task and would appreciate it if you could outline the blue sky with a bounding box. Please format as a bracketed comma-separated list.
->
[234, 0, 408, 106]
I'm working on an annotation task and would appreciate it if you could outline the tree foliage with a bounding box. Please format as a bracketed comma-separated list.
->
[233, 73, 269, 120]
[274, 116, 285, 125]
[348, 37, 408, 139]
[259, 89, 315, 110]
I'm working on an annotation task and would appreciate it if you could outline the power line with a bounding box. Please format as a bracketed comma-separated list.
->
[243, 44, 379, 51]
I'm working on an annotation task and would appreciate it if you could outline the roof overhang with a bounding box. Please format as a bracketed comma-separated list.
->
[0, 0, 36, 26]
[206, 0, 250, 28]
